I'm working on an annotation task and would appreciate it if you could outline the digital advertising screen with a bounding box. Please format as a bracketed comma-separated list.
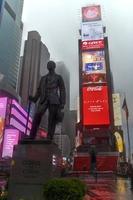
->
[10, 99, 32, 135]
[82, 86, 110, 126]
[81, 40, 104, 50]
[82, 5, 101, 22]
[12, 100, 32, 122]
[81, 21, 104, 41]
[82, 50, 106, 84]
[0, 97, 7, 146]
[2, 129, 19, 158]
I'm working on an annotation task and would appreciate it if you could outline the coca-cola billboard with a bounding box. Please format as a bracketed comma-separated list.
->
[82, 86, 110, 126]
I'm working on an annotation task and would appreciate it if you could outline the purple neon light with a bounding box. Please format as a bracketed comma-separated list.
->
[0, 97, 7, 118]
[12, 100, 32, 122]
[10, 117, 31, 133]
[28, 121, 32, 129]
[10, 118, 26, 133]
[11, 107, 27, 124]
[2, 129, 19, 158]
[10, 107, 32, 129]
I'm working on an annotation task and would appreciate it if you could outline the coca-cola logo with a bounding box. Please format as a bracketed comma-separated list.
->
[87, 86, 102, 91]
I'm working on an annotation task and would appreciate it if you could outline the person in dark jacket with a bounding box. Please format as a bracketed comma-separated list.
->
[29, 60, 66, 140]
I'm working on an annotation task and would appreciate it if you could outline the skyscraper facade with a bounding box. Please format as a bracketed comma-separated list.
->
[0, 0, 24, 90]
[19, 31, 50, 108]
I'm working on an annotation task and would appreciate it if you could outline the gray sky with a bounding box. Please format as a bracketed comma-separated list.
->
[22, 0, 133, 154]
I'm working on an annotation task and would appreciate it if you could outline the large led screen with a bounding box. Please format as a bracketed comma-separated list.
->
[0, 97, 7, 147]
[2, 129, 19, 158]
[10, 100, 32, 135]
[82, 50, 106, 85]
[82, 86, 110, 125]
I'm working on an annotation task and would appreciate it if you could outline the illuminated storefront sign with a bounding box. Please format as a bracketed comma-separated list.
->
[2, 129, 19, 158]
[82, 5, 101, 22]
[82, 86, 110, 125]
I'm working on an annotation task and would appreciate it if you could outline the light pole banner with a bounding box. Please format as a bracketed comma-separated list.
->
[81, 21, 104, 41]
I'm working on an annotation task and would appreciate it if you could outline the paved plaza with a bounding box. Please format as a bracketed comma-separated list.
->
[83, 177, 133, 200]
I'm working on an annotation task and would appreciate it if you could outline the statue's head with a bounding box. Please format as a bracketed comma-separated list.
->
[47, 61, 56, 72]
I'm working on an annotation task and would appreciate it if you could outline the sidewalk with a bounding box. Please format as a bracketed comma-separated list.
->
[83, 177, 133, 200]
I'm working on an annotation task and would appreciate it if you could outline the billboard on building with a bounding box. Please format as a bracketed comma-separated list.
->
[82, 21, 104, 41]
[10, 100, 32, 134]
[112, 93, 122, 126]
[82, 86, 110, 125]
[0, 97, 7, 147]
[82, 5, 101, 22]
[82, 50, 106, 84]
[81, 40, 104, 50]
[2, 129, 20, 158]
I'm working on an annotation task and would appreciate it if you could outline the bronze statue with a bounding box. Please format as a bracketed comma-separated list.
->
[29, 61, 66, 140]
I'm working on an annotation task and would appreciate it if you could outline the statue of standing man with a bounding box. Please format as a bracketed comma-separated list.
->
[29, 61, 66, 140]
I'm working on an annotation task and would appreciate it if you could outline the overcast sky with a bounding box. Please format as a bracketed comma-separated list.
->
[22, 0, 133, 154]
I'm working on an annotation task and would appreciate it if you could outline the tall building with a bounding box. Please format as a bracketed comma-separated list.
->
[0, 0, 24, 90]
[19, 31, 50, 108]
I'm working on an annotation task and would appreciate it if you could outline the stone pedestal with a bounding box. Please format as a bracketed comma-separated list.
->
[8, 140, 61, 200]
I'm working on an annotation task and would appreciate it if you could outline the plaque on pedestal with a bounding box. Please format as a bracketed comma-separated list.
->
[8, 140, 62, 200]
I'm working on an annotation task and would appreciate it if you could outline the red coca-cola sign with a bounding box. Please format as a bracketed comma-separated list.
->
[82, 86, 110, 126]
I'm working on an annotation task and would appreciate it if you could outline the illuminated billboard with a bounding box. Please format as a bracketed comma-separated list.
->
[82, 86, 110, 125]
[81, 21, 104, 41]
[2, 129, 19, 158]
[82, 5, 101, 22]
[81, 40, 104, 50]
[12, 100, 32, 122]
[10, 100, 32, 134]
[82, 50, 106, 84]
[0, 97, 7, 146]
